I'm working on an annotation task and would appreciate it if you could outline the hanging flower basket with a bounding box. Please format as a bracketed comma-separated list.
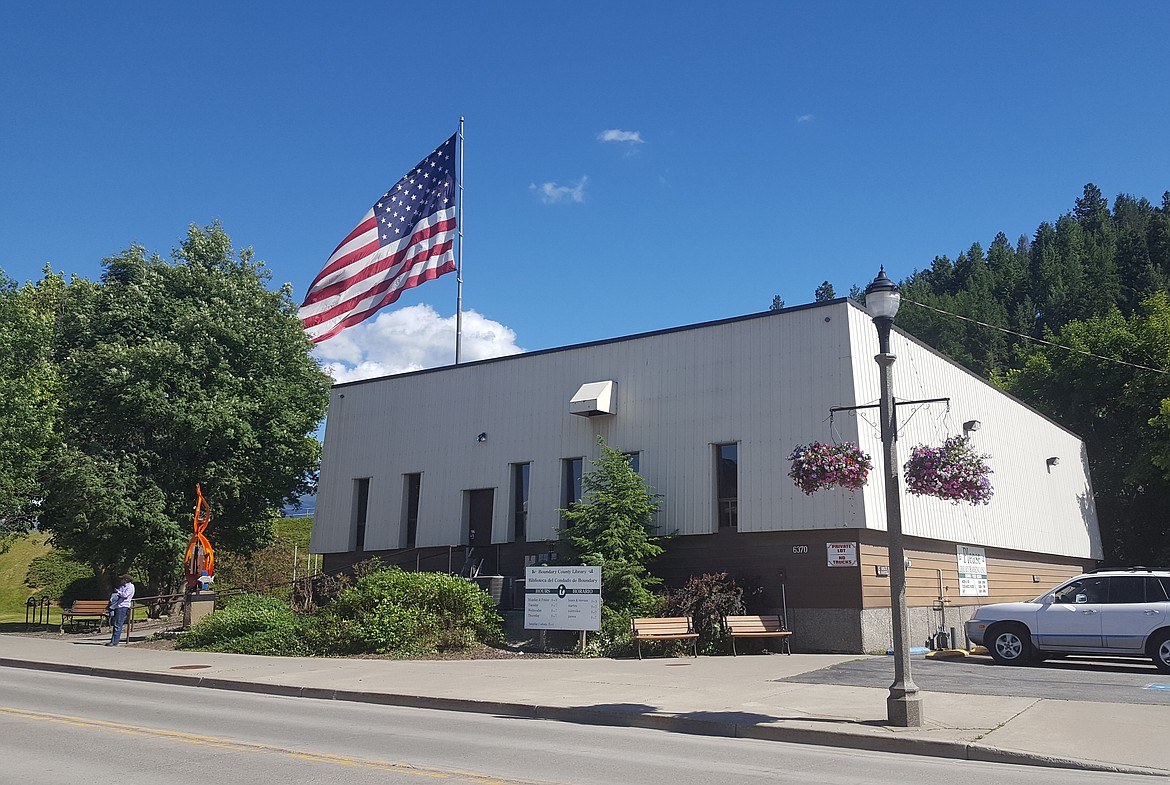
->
[788, 441, 873, 495]
[903, 436, 993, 505]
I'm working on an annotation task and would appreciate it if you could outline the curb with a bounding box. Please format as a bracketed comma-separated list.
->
[1, 657, 1164, 777]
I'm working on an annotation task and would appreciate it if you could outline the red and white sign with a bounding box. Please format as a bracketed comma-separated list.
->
[827, 542, 858, 567]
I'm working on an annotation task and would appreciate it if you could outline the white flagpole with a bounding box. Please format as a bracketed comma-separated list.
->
[455, 116, 465, 364]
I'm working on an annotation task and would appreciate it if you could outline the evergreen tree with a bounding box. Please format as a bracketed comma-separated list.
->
[814, 281, 836, 302]
[557, 437, 665, 616]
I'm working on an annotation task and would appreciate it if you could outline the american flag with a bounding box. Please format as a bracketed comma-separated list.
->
[299, 135, 458, 343]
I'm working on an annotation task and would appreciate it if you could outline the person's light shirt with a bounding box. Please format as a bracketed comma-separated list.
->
[114, 582, 135, 609]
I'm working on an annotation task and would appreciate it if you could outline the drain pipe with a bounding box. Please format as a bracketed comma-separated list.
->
[935, 569, 948, 649]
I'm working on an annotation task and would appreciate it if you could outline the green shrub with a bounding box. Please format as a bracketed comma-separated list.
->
[214, 540, 298, 600]
[215, 626, 313, 657]
[314, 567, 503, 656]
[177, 593, 311, 655]
[25, 550, 101, 605]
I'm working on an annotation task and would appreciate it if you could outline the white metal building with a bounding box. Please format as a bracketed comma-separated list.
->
[311, 299, 1102, 652]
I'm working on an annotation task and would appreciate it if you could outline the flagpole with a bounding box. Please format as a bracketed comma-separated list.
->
[455, 116, 465, 364]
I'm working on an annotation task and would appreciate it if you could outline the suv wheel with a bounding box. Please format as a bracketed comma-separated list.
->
[987, 623, 1032, 666]
[1149, 631, 1170, 674]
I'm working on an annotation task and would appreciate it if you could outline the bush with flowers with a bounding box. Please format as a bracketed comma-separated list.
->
[903, 436, 993, 504]
[788, 441, 873, 494]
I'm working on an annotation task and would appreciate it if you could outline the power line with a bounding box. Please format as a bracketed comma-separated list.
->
[901, 297, 1169, 376]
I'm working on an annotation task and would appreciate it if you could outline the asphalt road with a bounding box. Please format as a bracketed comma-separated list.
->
[780, 653, 1170, 704]
[0, 670, 1155, 785]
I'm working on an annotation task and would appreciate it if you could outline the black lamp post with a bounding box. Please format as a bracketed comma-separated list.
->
[864, 266, 923, 728]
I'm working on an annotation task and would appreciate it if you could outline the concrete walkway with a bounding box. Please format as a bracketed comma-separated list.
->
[1, 632, 1166, 777]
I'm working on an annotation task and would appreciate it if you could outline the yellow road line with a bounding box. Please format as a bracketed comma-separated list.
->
[0, 706, 516, 784]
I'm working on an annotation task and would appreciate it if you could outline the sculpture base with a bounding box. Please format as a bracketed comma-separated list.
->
[184, 591, 217, 629]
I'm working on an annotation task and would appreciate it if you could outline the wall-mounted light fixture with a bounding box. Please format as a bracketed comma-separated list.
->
[476, 432, 487, 443]
[1046, 456, 1060, 467]
[963, 419, 981, 435]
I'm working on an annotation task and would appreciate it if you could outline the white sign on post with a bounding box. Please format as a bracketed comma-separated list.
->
[524, 566, 601, 631]
[957, 545, 988, 596]
[827, 542, 858, 567]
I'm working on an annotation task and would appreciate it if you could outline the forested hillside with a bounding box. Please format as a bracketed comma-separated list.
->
[893, 184, 1170, 565]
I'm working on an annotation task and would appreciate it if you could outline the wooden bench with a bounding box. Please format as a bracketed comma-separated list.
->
[724, 614, 793, 655]
[631, 616, 698, 659]
[60, 600, 110, 633]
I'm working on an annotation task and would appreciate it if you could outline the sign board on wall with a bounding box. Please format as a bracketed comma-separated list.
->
[827, 542, 858, 567]
[957, 545, 988, 596]
[524, 566, 601, 631]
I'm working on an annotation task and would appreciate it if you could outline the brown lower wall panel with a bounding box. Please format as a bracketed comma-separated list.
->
[857, 533, 1093, 609]
[322, 530, 1096, 614]
[653, 528, 865, 611]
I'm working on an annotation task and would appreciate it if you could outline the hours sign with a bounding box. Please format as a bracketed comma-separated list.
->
[524, 566, 601, 631]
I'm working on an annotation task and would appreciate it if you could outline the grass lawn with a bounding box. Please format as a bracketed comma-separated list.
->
[1, 517, 315, 628]
[274, 517, 312, 550]
[0, 533, 54, 624]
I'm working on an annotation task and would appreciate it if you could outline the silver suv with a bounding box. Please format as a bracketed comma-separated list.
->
[965, 568, 1170, 672]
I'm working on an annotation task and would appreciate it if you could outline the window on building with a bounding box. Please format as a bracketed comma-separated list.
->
[715, 443, 738, 529]
[353, 478, 370, 551]
[624, 451, 641, 474]
[512, 462, 530, 542]
[562, 457, 584, 524]
[404, 473, 421, 548]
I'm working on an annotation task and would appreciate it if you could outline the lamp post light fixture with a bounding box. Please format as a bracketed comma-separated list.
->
[864, 266, 924, 728]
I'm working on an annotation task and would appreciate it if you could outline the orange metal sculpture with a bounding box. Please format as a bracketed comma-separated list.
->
[184, 484, 215, 591]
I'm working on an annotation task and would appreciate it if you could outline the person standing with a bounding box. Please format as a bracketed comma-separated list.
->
[106, 574, 135, 646]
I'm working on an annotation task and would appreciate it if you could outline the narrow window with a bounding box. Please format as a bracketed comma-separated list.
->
[562, 457, 584, 525]
[624, 451, 641, 474]
[404, 473, 421, 548]
[715, 443, 738, 529]
[353, 478, 370, 551]
[512, 462, 530, 542]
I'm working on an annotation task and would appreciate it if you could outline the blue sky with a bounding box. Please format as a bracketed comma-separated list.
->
[2, 2, 1169, 380]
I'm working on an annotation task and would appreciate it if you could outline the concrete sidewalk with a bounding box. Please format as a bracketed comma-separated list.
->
[1, 632, 1166, 777]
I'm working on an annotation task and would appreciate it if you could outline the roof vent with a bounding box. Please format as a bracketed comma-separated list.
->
[570, 380, 616, 417]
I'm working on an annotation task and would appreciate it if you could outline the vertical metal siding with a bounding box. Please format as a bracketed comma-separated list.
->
[312, 301, 1100, 562]
[846, 306, 1101, 560]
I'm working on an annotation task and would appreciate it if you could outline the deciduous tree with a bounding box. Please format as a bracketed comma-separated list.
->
[0, 270, 59, 534]
[36, 223, 331, 592]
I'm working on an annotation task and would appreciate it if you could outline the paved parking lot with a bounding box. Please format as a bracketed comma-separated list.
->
[779, 653, 1170, 705]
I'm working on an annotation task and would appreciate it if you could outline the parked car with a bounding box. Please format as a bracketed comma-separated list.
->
[965, 568, 1170, 672]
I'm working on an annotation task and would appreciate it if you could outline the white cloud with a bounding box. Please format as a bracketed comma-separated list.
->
[530, 176, 588, 204]
[598, 129, 645, 144]
[796, 114, 814, 123]
[312, 304, 524, 383]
